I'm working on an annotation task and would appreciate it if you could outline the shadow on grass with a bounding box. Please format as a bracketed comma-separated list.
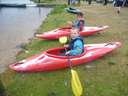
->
[0, 78, 6, 96]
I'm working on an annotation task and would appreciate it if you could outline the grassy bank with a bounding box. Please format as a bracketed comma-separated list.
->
[32, 0, 67, 4]
[33, 0, 56, 3]
[1, 3, 128, 96]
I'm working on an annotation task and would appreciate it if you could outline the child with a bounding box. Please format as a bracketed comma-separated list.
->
[68, 12, 85, 31]
[114, 0, 123, 13]
[65, 27, 84, 56]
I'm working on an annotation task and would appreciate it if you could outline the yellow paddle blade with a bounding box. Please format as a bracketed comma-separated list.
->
[71, 69, 83, 96]
[59, 36, 68, 44]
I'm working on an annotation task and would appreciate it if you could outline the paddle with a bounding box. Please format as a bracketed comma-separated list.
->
[59, 36, 68, 44]
[59, 36, 83, 96]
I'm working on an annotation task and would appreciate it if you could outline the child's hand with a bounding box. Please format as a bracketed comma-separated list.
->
[65, 51, 70, 55]
[64, 44, 69, 47]
[67, 21, 73, 26]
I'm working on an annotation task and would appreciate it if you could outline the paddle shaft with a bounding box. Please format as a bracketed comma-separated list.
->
[64, 47, 73, 69]
[65, 48, 83, 96]
[67, 54, 73, 69]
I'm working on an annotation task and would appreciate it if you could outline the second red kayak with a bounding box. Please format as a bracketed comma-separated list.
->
[36, 25, 109, 40]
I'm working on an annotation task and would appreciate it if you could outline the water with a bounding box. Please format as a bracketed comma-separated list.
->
[0, 0, 34, 4]
[0, 7, 52, 73]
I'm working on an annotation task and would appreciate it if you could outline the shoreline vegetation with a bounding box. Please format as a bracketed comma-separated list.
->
[1, 1, 128, 96]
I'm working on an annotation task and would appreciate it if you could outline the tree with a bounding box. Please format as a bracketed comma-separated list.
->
[68, 0, 71, 5]
[103, 0, 108, 5]
[38, 0, 40, 3]
[78, 0, 81, 4]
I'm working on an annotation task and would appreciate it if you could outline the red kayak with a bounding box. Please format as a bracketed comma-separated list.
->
[36, 25, 109, 40]
[9, 42, 121, 72]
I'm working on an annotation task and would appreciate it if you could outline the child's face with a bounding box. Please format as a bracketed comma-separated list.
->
[70, 28, 79, 38]
[77, 15, 82, 20]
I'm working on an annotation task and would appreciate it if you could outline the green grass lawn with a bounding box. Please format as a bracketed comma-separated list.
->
[32, 0, 67, 4]
[32, 0, 55, 3]
[1, 3, 128, 96]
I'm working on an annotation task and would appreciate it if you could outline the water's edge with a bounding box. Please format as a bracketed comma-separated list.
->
[0, 7, 52, 73]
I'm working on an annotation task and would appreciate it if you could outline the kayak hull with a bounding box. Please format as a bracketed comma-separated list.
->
[65, 7, 81, 14]
[9, 42, 121, 72]
[36, 26, 109, 40]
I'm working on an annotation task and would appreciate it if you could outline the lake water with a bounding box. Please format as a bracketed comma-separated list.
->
[0, 0, 34, 4]
[0, 7, 52, 73]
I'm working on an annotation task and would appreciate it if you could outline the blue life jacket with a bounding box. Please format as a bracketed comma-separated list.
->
[73, 20, 85, 31]
[69, 36, 84, 55]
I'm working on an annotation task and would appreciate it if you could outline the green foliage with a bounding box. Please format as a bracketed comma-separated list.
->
[50, 5, 67, 15]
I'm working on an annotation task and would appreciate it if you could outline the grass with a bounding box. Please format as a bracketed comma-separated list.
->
[1, 3, 128, 96]
[32, 0, 55, 3]
[32, 0, 68, 4]
[0, 78, 6, 96]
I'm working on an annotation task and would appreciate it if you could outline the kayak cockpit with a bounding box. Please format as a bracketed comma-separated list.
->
[45, 47, 86, 59]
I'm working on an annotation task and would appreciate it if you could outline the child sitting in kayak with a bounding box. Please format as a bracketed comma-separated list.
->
[64, 27, 84, 56]
[67, 12, 85, 31]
